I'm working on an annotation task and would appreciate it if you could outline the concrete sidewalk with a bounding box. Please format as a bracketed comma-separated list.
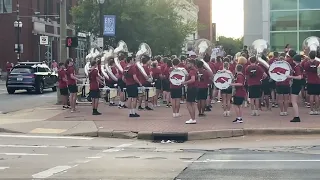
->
[1, 102, 320, 141]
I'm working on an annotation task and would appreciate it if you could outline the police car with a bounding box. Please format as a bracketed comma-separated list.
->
[6, 62, 58, 94]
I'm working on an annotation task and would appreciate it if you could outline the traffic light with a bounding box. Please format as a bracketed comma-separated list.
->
[66, 37, 78, 47]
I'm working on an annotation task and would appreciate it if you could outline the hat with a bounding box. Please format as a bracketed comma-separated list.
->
[293, 54, 302, 62]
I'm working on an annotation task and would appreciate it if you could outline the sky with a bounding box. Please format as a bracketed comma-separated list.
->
[212, 0, 244, 38]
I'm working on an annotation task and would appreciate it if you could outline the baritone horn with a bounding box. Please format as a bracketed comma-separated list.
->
[194, 39, 213, 73]
[114, 40, 129, 72]
[136, 43, 153, 82]
[302, 36, 320, 62]
[249, 39, 270, 69]
[102, 46, 118, 82]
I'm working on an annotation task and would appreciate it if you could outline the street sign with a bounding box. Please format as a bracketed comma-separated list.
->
[40, 36, 49, 45]
[103, 15, 116, 36]
[97, 37, 104, 48]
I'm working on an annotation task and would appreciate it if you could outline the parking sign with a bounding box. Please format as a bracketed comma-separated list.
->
[103, 15, 116, 36]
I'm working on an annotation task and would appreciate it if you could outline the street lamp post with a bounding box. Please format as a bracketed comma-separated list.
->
[14, 2, 22, 62]
[97, 0, 105, 49]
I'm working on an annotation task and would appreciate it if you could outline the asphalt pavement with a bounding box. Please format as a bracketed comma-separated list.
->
[0, 83, 57, 113]
[0, 134, 320, 179]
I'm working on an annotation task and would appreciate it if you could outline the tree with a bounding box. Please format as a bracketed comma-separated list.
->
[217, 36, 243, 55]
[71, 0, 197, 55]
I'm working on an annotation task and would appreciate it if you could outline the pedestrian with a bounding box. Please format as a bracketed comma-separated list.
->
[58, 63, 69, 109]
[89, 60, 104, 115]
[231, 64, 246, 123]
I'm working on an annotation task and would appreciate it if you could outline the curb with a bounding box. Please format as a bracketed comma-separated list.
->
[1, 128, 320, 141]
[0, 128, 23, 134]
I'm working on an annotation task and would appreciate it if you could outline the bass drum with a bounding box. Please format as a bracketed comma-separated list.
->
[213, 70, 233, 90]
[268, 60, 291, 82]
[169, 68, 188, 86]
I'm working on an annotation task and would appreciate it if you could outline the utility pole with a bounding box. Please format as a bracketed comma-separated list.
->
[60, 0, 67, 63]
[57, 0, 67, 104]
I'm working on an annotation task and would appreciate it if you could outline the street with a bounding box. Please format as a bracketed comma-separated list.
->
[0, 134, 320, 179]
[0, 83, 56, 113]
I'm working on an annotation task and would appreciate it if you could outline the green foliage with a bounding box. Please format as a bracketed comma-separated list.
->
[71, 0, 197, 55]
[217, 36, 243, 55]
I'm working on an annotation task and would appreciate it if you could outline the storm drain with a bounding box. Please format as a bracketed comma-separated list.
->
[152, 133, 188, 143]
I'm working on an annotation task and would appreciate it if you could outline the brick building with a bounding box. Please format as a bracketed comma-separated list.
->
[0, 0, 82, 71]
[193, 0, 213, 41]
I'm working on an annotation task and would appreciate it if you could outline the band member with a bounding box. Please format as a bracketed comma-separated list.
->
[213, 56, 223, 102]
[137, 56, 153, 110]
[178, 56, 187, 104]
[58, 63, 69, 109]
[65, 58, 82, 113]
[260, 55, 271, 110]
[151, 61, 162, 107]
[220, 58, 233, 117]
[196, 60, 212, 116]
[118, 54, 128, 108]
[287, 55, 303, 122]
[182, 59, 198, 124]
[106, 58, 118, 106]
[170, 58, 183, 117]
[231, 64, 246, 123]
[303, 51, 320, 115]
[123, 56, 141, 117]
[245, 56, 266, 116]
[89, 61, 104, 115]
[206, 57, 216, 111]
[162, 59, 172, 108]
[276, 55, 294, 116]
[269, 51, 279, 107]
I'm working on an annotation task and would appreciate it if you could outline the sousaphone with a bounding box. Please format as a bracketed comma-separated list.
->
[249, 39, 270, 69]
[194, 39, 213, 73]
[114, 40, 129, 72]
[84, 46, 103, 77]
[136, 43, 153, 82]
[102, 46, 116, 81]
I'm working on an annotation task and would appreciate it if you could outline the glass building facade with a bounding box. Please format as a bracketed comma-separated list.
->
[270, 0, 320, 51]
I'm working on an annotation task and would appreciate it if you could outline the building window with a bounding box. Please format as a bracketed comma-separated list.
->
[271, 11, 298, 31]
[0, 0, 12, 13]
[299, 0, 320, 9]
[270, 32, 298, 51]
[270, 0, 297, 10]
[299, 10, 320, 30]
[37, 0, 40, 12]
[299, 31, 320, 47]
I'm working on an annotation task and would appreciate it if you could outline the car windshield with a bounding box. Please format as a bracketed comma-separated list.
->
[10, 67, 34, 74]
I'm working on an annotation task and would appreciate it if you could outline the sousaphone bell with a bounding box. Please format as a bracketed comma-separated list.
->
[114, 40, 129, 73]
[194, 39, 213, 73]
[302, 36, 320, 62]
[249, 39, 270, 69]
[136, 43, 153, 83]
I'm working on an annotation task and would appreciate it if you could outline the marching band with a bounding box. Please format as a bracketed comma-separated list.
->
[58, 37, 320, 125]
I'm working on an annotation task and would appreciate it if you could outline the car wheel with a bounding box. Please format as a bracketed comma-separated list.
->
[7, 88, 15, 94]
[52, 86, 57, 92]
[36, 82, 44, 94]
